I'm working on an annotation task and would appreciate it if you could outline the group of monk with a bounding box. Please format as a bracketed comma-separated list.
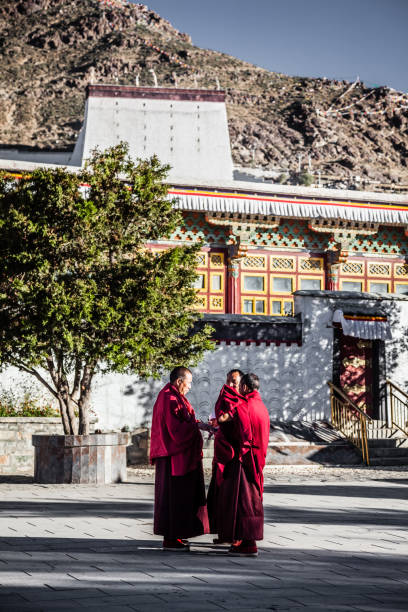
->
[150, 366, 270, 557]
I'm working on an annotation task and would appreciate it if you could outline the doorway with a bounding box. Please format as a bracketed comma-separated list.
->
[333, 330, 382, 418]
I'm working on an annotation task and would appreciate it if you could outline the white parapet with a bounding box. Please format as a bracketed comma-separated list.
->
[70, 85, 234, 184]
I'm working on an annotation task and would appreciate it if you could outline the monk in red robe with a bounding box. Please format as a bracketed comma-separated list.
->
[207, 369, 245, 538]
[213, 372, 270, 557]
[150, 366, 208, 551]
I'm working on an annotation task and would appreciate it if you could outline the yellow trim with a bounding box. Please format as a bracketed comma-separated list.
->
[270, 298, 294, 316]
[367, 262, 392, 277]
[270, 255, 296, 272]
[270, 274, 294, 294]
[209, 252, 225, 268]
[340, 279, 364, 292]
[241, 297, 267, 315]
[394, 263, 408, 278]
[241, 254, 267, 270]
[210, 272, 224, 293]
[196, 252, 208, 268]
[193, 271, 207, 292]
[241, 273, 267, 294]
[368, 280, 390, 293]
[341, 261, 365, 276]
[299, 276, 323, 291]
[299, 256, 324, 272]
[210, 296, 224, 311]
[194, 295, 207, 310]
[394, 281, 408, 295]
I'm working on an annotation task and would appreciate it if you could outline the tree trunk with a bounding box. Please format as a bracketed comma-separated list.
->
[58, 397, 72, 435]
[78, 364, 95, 435]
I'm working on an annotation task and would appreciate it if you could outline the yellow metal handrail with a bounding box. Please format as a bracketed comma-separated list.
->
[327, 381, 373, 465]
[382, 379, 408, 435]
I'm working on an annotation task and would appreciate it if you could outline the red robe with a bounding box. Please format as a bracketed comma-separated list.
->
[150, 383, 208, 539]
[213, 385, 248, 481]
[212, 389, 270, 542]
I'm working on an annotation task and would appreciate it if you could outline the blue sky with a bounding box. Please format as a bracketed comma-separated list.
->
[132, 0, 408, 92]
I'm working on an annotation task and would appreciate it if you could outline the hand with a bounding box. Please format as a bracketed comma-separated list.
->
[218, 412, 231, 423]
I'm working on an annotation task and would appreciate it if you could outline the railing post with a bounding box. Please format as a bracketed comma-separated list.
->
[385, 382, 393, 427]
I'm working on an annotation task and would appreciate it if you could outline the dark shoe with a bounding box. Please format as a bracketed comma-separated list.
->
[163, 538, 190, 551]
[213, 537, 231, 545]
[228, 542, 258, 557]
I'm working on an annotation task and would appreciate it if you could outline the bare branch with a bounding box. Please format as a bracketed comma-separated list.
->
[11, 359, 59, 400]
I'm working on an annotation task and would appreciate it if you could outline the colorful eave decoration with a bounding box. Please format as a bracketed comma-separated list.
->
[168, 187, 408, 214]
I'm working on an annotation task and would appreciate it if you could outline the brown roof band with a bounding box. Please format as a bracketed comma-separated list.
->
[87, 85, 225, 102]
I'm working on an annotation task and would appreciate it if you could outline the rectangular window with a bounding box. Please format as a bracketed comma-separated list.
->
[395, 283, 408, 295]
[341, 281, 363, 292]
[283, 301, 293, 315]
[243, 299, 254, 313]
[243, 274, 266, 292]
[210, 253, 224, 268]
[299, 257, 324, 272]
[195, 295, 207, 310]
[255, 300, 265, 314]
[369, 282, 389, 294]
[368, 263, 391, 277]
[192, 274, 206, 290]
[270, 299, 293, 316]
[341, 262, 364, 275]
[272, 276, 293, 293]
[242, 255, 267, 269]
[211, 273, 223, 292]
[242, 298, 266, 315]
[196, 252, 207, 267]
[300, 278, 322, 290]
[210, 296, 224, 310]
[271, 256, 295, 271]
[271, 300, 281, 315]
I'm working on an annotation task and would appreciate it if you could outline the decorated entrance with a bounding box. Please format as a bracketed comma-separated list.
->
[339, 336, 374, 416]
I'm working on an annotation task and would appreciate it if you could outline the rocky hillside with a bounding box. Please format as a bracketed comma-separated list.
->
[1, 0, 408, 190]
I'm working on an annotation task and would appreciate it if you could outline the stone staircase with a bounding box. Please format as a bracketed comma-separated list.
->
[367, 420, 408, 466]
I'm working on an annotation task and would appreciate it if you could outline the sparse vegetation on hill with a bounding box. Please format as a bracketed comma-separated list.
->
[0, 0, 408, 190]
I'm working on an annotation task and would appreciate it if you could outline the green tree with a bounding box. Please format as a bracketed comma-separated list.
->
[0, 143, 213, 435]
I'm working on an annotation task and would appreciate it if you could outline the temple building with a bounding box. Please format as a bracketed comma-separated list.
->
[2, 85, 408, 464]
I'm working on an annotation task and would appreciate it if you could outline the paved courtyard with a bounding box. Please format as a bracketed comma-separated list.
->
[0, 465, 407, 611]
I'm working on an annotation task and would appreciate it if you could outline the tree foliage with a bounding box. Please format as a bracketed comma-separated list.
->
[0, 143, 214, 434]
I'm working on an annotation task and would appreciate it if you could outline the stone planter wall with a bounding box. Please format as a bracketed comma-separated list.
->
[32, 433, 130, 484]
[126, 428, 150, 465]
[0, 417, 63, 475]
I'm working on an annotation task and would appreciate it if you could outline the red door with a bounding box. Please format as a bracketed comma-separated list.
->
[339, 335, 373, 416]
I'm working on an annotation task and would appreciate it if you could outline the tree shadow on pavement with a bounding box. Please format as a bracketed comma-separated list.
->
[0, 539, 407, 611]
[263, 482, 408, 500]
[0, 498, 153, 520]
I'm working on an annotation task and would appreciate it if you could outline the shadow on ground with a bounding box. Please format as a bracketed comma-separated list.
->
[0, 538, 407, 611]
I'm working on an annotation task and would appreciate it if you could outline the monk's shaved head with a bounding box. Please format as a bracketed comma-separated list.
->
[170, 366, 192, 384]
[241, 373, 260, 393]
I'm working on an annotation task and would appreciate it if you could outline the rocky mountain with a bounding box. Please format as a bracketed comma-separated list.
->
[1, 0, 408, 191]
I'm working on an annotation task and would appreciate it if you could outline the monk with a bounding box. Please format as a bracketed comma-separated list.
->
[214, 372, 270, 557]
[207, 369, 245, 539]
[150, 366, 208, 551]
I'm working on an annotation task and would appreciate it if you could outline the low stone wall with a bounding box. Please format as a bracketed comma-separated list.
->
[0, 417, 63, 475]
[125, 425, 363, 468]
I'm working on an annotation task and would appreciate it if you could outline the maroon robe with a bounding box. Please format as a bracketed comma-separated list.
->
[212, 389, 270, 542]
[207, 385, 248, 534]
[150, 383, 209, 539]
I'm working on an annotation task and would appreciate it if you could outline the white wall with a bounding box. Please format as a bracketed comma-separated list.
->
[2, 293, 408, 431]
[70, 95, 233, 183]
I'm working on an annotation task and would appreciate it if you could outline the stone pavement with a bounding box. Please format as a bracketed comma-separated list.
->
[0, 466, 408, 612]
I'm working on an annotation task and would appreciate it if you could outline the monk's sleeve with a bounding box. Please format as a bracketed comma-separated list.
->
[165, 395, 200, 451]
